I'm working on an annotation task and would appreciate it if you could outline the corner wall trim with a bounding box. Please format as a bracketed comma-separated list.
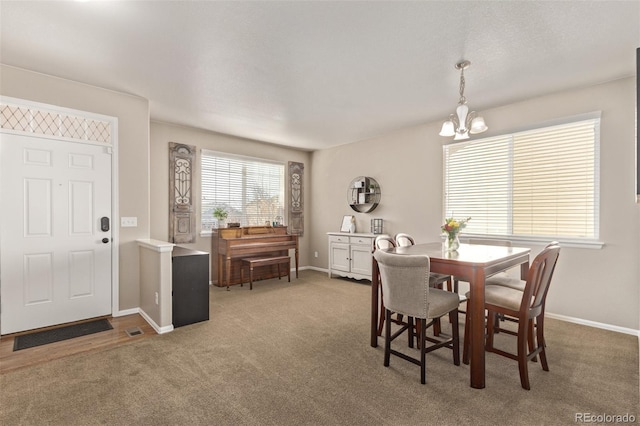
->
[139, 308, 174, 334]
[136, 239, 175, 252]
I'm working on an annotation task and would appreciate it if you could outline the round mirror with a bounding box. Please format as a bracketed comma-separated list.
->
[347, 176, 380, 213]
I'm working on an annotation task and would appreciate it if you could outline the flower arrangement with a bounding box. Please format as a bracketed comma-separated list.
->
[441, 217, 471, 251]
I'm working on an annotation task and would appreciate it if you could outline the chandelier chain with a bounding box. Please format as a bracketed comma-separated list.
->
[458, 68, 466, 104]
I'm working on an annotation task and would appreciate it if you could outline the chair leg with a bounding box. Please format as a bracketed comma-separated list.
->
[536, 316, 549, 371]
[433, 317, 441, 336]
[420, 318, 427, 384]
[517, 320, 531, 390]
[408, 316, 415, 348]
[462, 311, 470, 365]
[377, 285, 385, 336]
[384, 309, 392, 367]
[449, 309, 460, 366]
[528, 319, 537, 362]
[485, 311, 496, 352]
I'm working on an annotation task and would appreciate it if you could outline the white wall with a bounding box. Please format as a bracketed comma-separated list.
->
[310, 77, 639, 331]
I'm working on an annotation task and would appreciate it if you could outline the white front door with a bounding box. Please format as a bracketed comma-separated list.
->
[0, 133, 113, 334]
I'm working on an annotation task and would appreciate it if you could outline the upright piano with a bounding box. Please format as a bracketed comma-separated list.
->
[211, 225, 299, 288]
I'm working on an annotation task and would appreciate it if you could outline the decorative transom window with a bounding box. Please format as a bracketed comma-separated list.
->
[201, 150, 285, 232]
[1, 102, 112, 143]
[443, 117, 600, 244]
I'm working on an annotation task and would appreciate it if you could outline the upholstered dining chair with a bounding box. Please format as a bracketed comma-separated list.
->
[395, 233, 452, 291]
[462, 243, 561, 390]
[483, 241, 560, 330]
[483, 241, 559, 291]
[375, 234, 396, 250]
[373, 249, 460, 384]
[375, 235, 398, 336]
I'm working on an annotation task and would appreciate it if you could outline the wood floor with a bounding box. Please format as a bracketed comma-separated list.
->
[0, 314, 155, 374]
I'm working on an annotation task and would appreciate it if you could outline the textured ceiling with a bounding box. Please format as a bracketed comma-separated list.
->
[1, 1, 639, 151]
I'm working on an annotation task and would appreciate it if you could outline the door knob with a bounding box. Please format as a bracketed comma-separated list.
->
[102, 238, 109, 244]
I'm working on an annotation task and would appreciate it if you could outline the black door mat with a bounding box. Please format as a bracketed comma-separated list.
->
[13, 319, 113, 351]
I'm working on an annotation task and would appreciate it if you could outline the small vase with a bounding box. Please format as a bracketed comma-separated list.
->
[444, 233, 460, 252]
[349, 223, 356, 233]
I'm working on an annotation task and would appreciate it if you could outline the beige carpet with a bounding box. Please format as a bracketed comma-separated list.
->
[1, 270, 638, 425]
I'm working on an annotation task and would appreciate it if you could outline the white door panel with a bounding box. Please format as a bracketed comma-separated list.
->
[1, 133, 112, 334]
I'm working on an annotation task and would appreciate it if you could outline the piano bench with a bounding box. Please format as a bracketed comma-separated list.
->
[240, 256, 291, 290]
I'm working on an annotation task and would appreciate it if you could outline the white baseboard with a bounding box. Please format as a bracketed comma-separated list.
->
[139, 309, 174, 334]
[113, 307, 139, 317]
[302, 265, 328, 273]
[546, 312, 639, 337]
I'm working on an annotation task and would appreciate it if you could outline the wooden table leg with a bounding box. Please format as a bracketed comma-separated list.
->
[469, 268, 486, 389]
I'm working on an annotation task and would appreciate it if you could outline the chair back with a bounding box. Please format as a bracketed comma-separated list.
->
[520, 243, 561, 318]
[394, 233, 416, 247]
[375, 235, 396, 250]
[373, 250, 430, 319]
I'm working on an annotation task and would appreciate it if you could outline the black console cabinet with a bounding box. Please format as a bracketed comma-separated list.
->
[172, 246, 210, 327]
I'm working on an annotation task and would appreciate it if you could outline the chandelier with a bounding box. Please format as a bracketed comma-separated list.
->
[439, 60, 488, 140]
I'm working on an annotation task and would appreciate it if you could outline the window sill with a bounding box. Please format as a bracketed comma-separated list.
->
[461, 234, 604, 249]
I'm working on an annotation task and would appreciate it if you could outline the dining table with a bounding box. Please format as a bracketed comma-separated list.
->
[370, 242, 531, 389]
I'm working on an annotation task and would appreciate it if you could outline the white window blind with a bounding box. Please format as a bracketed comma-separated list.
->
[444, 118, 599, 241]
[201, 150, 285, 232]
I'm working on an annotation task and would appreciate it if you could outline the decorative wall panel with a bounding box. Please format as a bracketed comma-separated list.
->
[169, 142, 196, 243]
[288, 161, 304, 236]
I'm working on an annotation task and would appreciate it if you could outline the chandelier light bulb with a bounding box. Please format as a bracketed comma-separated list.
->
[470, 116, 488, 134]
[439, 120, 455, 137]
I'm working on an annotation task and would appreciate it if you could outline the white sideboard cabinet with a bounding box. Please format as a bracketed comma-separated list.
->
[327, 232, 375, 281]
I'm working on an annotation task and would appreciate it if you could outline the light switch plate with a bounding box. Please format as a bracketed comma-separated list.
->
[121, 217, 137, 227]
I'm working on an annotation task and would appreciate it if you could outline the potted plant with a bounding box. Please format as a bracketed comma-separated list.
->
[213, 207, 228, 228]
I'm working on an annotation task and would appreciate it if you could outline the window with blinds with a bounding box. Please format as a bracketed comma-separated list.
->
[201, 150, 285, 232]
[443, 118, 600, 241]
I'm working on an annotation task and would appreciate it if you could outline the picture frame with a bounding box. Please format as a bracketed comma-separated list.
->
[340, 215, 354, 232]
